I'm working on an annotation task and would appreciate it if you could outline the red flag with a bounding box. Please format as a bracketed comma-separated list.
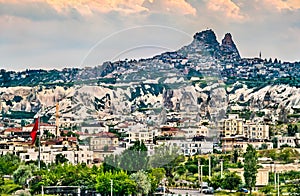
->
[30, 118, 39, 145]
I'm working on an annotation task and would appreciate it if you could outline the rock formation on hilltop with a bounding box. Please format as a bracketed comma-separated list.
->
[0, 29, 299, 124]
[220, 33, 240, 59]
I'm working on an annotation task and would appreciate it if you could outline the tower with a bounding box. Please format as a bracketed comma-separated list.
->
[259, 51, 262, 59]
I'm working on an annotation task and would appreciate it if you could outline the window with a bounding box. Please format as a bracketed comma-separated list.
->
[25, 155, 30, 159]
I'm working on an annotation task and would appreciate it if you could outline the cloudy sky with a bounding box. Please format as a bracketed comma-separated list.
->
[1, 0, 300, 70]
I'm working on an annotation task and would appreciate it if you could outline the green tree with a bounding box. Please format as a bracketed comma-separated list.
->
[130, 170, 151, 195]
[96, 170, 136, 195]
[222, 172, 242, 192]
[278, 148, 293, 163]
[261, 185, 273, 195]
[13, 164, 38, 185]
[149, 143, 181, 168]
[0, 175, 4, 186]
[0, 153, 21, 175]
[293, 125, 298, 135]
[55, 153, 68, 164]
[209, 174, 223, 190]
[232, 149, 239, 163]
[106, 140, 149, 172]
[243, 144, 258, 194]
[288, 124, 295, 136]
[148, 168, 165, 193]
[149, 144, 183, 177]
[272, 137, 278, 148]
[260, 143, 268, 150]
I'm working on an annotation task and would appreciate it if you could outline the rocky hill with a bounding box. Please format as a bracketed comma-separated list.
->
[0, 29, 299, 124]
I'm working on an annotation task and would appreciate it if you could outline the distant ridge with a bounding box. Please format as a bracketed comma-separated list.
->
[0, 29, 299, 123]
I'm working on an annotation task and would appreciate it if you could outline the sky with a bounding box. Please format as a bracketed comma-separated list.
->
[0, 0, 300, 71]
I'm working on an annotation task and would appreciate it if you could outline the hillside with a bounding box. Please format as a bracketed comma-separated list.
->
[0, 29, 299, 124]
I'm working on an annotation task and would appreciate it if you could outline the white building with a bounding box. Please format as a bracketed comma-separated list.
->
[243, 123, 269, 140]
[277, 135, 297, 148]
[219, 114, 269, 140]
[181, 126, 209, 138]
[157, 139, 213, 156]
[22, 123, 57, 137]
[81, 123, 108, 134]
[18, 145, 93, 165]
[126, 129, 154, 144]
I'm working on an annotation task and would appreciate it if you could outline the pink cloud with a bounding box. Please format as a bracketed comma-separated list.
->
[0, 0, 196, 16]
[260, 0, 300, 11]
[206, 0, 246, 21]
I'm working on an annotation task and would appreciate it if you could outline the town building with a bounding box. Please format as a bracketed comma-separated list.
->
[156, 139, 213, 156]
[221, 136, 273, 152]
[81, 123, 108, 134]
[23, 123, 57, 137]
[219, 114, 269, 140]
[229, 168, 269, 186]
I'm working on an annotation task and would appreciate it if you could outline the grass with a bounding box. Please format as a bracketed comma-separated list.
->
[0, 180, 22, 195]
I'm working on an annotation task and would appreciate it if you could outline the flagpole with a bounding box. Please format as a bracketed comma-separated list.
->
[38, 116, 41, 169]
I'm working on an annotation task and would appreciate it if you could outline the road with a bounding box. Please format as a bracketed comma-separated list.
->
[168, 188, 214, 196]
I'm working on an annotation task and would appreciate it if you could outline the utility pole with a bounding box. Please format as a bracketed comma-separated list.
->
[198, 157, 204, 195]
[274, 162, 276, 189]
[38, 117, 41, 169]
[277, 173, 280, 196]
[198, 157, 200, 187]
[200, 165, 203, 195]
[220, 159, 224, 178]
[111, 179, 113, 196]
[163, 180, 165, 196]
[209, 155, 211, 180]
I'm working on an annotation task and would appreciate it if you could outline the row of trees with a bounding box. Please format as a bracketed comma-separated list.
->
[0, 141, 175, 195]
[9, 159, 167, 195]
[0, 143, 284, 195]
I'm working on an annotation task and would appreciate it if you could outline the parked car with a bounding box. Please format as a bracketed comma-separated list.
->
[237, 188, 249, 193]
[155, 186, 171, 193]
[201, 186, 214, 194]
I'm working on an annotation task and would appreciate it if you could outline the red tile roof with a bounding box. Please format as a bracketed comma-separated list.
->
[3, 127, 22, 133]
[95, 132, 117, 138]
[25, 123, 55, 127]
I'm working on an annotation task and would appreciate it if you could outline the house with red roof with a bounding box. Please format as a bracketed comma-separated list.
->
[22, 122, 58, 137]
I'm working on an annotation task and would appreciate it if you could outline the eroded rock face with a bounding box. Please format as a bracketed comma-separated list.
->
[1, 81, 298, 124]
[220, 33, 241, 59]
